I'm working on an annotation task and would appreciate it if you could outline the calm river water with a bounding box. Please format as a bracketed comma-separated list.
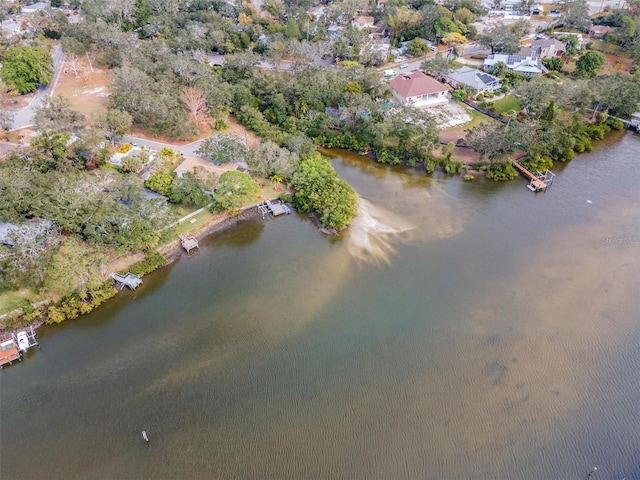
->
[2, 133, 640, 479]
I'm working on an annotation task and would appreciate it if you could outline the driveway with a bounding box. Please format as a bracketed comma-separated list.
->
[121, 136, 207, 157]
[9, 44, 64, 131]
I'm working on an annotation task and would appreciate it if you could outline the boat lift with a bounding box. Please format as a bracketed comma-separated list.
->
[1, 326, 40, 369]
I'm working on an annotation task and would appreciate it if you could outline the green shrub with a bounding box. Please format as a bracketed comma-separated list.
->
[451, 89, 467, 101]
[521, 155, 553, 173]
[464, 174, 474, 181]
[214, 119, 229, 130]
[607, 117, 624, 130]
[45, 281, 118, 325]
[279, 192, 293, 203]
[124, 252, 167, 276]
[486, 162, 516, 181]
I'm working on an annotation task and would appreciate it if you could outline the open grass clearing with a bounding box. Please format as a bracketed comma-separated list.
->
[490, 95, 522, 114]
[173, 208, 215, 238]
[0, 289, 35, 316]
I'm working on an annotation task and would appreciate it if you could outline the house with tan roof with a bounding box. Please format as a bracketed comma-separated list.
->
[520, 38, 566, 59]
[587, 25, 613, 39]
[174, 156, 238, 179]
[389, 71, 449, 107]
[352, 15, 375, 30]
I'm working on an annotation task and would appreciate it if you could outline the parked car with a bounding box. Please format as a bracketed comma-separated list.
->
[550, 9, 560, 13]
[430, 46, 438, 52]
[399, 63, 409, 69]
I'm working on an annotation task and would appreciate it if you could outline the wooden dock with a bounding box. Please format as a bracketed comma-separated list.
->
[0, 338, 21, 368]
[513, 162, 555, 192]
[179, 234, 199, 253]
[258, 200, 291, 218]
[110, 272, 142, 290]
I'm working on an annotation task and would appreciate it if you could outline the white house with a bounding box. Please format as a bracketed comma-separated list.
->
[484, 53, 547, 75]
[389, 71, 449, 107]
[442, 67, 502, 93]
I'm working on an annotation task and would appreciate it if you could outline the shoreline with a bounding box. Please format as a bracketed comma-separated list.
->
[159, 206, 262, 264]
[1, 128, 629, 335]
[0, 205, 265, 336]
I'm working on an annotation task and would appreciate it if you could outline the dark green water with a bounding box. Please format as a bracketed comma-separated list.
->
[2, 133, 640, 479]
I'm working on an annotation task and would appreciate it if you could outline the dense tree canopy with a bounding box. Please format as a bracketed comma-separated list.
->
[35, 96, 85, 132]
[1, 46, 53, 94]
[196, 134, 248, 165]
[213, 170, 261, 211]
[575, 52, 606, 77]
[247, 141, 300, 180]
[291, 153, 357, 231]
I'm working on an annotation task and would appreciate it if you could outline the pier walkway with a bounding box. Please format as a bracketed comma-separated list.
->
[110, 272, 142, 290]
[513, 162, 555, 192]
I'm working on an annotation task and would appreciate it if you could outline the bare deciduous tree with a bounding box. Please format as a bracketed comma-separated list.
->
[181, 86, 209, 125]
[65, 53, 82, 78]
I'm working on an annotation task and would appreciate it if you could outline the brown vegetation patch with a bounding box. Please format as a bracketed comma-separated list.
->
[130, 115, 262, 150]
[54, 62, 110, 119]
[3, 93, 33, 111]
[600, 52, 632, 72]
[6, 127, 35, 144]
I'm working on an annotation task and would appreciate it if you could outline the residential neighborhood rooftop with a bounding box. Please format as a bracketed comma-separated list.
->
[389, 71, 448, 99]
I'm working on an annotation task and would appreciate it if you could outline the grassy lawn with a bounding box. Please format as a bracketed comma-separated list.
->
[173, 208, 215, 237]
[587, 41, 625, 55]
[490, 95, 522, 114]
[0, 289, 34, 316]
[161, 178, 283, 244]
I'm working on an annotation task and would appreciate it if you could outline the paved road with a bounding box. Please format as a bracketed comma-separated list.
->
[10, 44, 64, 131]
[463, 42, 490, 57]
[121, 135, 207, 157]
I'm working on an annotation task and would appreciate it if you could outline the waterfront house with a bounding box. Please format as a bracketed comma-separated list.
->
[389, 71, 449, 107]
[442, 67, 502, 93]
